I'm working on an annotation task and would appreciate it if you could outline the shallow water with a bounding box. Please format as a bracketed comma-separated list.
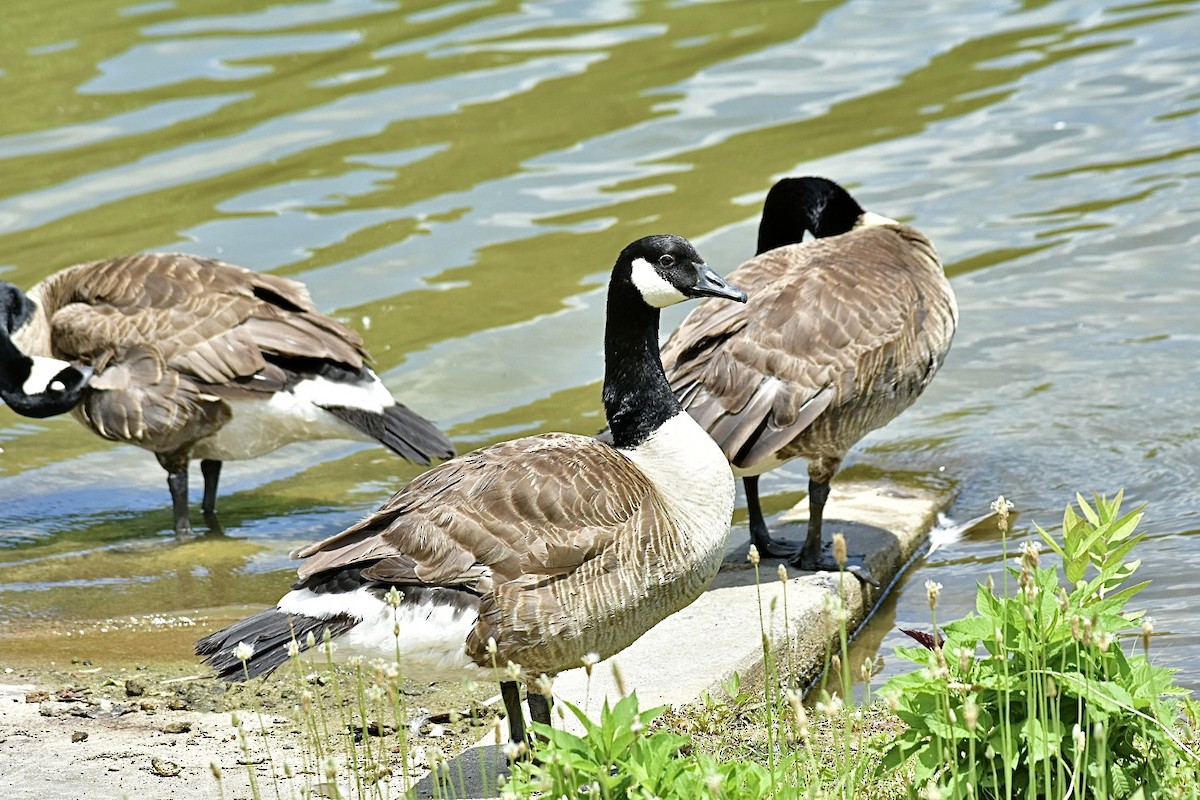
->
[1, 0, 1198, 689]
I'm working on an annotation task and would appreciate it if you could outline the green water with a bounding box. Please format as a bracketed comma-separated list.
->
[1, 0, 1198, 688]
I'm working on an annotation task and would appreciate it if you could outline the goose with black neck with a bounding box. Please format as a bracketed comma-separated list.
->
[196, 234, 748, 748]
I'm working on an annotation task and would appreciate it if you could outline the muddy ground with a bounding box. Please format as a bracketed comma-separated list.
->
[1, 613, 502, 800]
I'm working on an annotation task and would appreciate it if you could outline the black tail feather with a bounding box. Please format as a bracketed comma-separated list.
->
[196, 608, 356, 681]
[323, 403, 455, 465]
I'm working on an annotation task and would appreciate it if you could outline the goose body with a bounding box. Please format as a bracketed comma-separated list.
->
[659, 177, 958, 571]
[0, 253, 455, 537]
[196, 234, 747, 745]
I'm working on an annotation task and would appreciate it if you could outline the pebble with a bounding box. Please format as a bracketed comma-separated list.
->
[71, 731, 88, 743]
[150, 757, 182, 777]
[161, 721, 192, 734]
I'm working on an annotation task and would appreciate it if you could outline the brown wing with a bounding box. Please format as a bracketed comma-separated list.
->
[42, 253, 367, 388]
[294, 432, 654, 590]
[72, 345, 230, 453]
[33, 253, 372, 446]
[662, 224, 955, 469]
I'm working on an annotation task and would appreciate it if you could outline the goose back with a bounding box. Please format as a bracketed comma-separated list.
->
[288, 425, 732, 677]
[9, 253, 452, 465]
[662, 223, 958, 475]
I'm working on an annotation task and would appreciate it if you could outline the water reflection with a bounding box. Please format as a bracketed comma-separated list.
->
[0, 0, 1198, 687]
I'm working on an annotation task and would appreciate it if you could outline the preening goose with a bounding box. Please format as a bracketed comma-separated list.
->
[0, 253, 455, 537]
[659, 177, 958, 573]
[195, 234, 748, 746]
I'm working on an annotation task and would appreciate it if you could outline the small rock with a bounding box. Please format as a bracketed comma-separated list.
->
[150, 757, 181, 777]
[161, 721, 192, 734]
[125, 679, 147, 697]
[71, 731, 88, 743]
[39, 702, 73, 717]
[25, 690, 49, 703]
[167, 698, 189, 711]
[139, 699, 158, 712]
[57, 687, 89, 702]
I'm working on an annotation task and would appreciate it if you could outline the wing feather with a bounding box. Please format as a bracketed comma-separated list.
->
[294, 433, 653, 588]
[662, 225, 953, 470]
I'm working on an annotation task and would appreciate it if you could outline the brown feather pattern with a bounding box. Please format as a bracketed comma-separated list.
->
[660, 224, 957, 479]
[17, 253, 369, 449]
[292, 431, 720, 676]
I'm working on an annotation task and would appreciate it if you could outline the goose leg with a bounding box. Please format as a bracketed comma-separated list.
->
[500, 681, 527, 749]
[166, 468, 192, 540]
[157, 450, 194, 539]
[790, 474, 880, 587]
[200, 459, 225, 535]
[200, 459, 222, 515]
[745, 476, 799, 558]
[796, 476, 830, 568]
[527, 689, 553, 734]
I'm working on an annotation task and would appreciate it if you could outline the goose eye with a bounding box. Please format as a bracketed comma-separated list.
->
[658, 254, 675, 268]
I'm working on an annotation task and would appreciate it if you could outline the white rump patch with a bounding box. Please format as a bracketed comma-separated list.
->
[630, 257, 687, 308]
[856, 211, 898, 228]
[22, 356, 74, 395]
[191, 371, 397, 460]
[291, 370, 396, 413]
[277, 586, 485, 681]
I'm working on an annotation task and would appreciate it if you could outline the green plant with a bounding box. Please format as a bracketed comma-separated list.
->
[878, 493, 1200, 799]
[502, 692, 773, 799]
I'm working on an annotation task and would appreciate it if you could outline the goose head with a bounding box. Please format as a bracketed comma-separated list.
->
[617, 234, 748, 309]
[755, 176, 872, 255]
[0, 281, 92, 418]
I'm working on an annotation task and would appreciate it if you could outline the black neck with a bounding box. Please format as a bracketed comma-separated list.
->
[0, 332, 31, 394]
[602, 278, 681, 450]
[756, 177, 863, 255]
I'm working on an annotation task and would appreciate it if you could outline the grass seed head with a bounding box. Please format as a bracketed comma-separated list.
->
[833, 532, 848, 567]
[925, 580, 943, 611]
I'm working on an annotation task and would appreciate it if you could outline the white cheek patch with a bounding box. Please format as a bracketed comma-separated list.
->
[22, 356, 74, 395]
[856, 211, 898, 229]
[630, 257, 688, 308]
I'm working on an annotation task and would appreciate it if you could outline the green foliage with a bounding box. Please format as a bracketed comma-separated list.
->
[501, 692, 772, 799]
[878, 492, 1200, 799]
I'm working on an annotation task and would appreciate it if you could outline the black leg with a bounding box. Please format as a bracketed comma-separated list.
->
[787, 478, 879, 586]
[527, 690, 552, 729]
[200, 459, 222, 515]
[800, 476, 830, 566]
[166, 468, 192, 539]
[745, 476, 799, 558]
[500, 681, 526, 747]
[200, 460, 226, 535]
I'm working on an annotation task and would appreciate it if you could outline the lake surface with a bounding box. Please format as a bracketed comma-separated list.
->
[1, 0, 1197, 690]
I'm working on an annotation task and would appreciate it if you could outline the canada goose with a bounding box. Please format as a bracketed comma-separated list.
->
[659, 177, 958, 573]
[0, 253, 455, 537]
[195, 234, 748, 746]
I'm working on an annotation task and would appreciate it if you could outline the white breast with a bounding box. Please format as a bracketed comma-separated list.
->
[621, 412, 736, 552]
